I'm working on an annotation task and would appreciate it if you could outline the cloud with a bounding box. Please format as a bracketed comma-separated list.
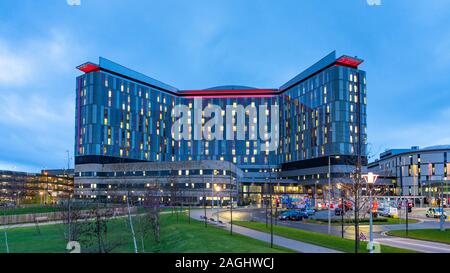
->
[0, 44, 33, 85]
[369, 107, 450, 159]
[0, 93, 72, 127]
[0, 161, 43, 173]
[0, 29, 80, 87]
[0, 29, 82, 171]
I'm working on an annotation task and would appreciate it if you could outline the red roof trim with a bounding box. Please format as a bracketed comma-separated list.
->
[335, 56, 363, 68]
[183, 94, 276, 99]
[179, 89, 278, 97]
[77, 62, 100, 73]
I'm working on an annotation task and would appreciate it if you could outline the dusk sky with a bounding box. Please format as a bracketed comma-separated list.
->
[1, 0, 449, 172]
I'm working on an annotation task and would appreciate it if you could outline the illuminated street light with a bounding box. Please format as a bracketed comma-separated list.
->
[328, 155, 340, 234]
[215, 185, 221, 221]
[362, 172, 379, 253]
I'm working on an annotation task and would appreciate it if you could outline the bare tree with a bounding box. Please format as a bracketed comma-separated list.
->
[81, 202, 125, 253]
[168, 171, 179, 223]
[126, 190, 138, 253]
[136, 182, 162, 252]
[59, 199, 90, 243]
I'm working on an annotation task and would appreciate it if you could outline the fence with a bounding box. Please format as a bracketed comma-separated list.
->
[0, 206, 137, 225]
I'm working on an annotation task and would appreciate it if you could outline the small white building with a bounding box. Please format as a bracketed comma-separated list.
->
[368, 145, 450, 206]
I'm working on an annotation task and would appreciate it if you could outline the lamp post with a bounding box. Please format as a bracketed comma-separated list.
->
[337, 183, 345, 238]
[215, 185, 221, 222]
[229, 161, 233, 235]
[211, 172, 214, 217]
[39, 191, 43, 205]
[203, 172, 207, 228]
[44, 171, 49, 205]
[270, 168, 273, 248]
[314, 181, 319, 209]
[440, 178, 446, 232]
[265, 182, 268, 228]
[362, 172, 379, 254]
[328, 155, 340, 235]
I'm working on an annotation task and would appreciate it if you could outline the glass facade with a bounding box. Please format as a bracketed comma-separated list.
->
[74, 52, 367, 204]
[279, 65, 367, 162]
[75, 56, 366, 168]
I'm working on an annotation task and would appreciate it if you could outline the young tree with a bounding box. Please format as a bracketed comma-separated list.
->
[81, 202, 125, 253]
[136, 181, 162, 252]
[59, 199, 90, 243]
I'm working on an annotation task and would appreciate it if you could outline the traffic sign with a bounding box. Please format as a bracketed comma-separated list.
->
[359, 232, 367, 241]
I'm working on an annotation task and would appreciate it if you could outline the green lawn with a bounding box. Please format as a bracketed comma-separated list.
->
[234, 221, 417, 253]
[307, 217, 419, 226]
[387, 229, 450, 245]
[0, 213, 293, 253]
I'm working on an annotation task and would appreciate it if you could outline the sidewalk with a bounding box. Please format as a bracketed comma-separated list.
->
[190, 209, 341, 253]
[375, 235, 450, 253]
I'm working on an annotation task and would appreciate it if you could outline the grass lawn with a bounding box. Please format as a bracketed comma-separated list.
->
[0, 213, 293, 253]
[234, 221, 417, 253]
[387, 229, 450, 244]
[307, 217, 419, 226]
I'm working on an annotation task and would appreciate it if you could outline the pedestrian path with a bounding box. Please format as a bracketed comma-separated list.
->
[190, 209, 341, 253]
[375, 236, 450, 253]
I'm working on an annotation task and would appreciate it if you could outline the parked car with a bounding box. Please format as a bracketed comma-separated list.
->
[426, 207, 448, 218]
[335, 207, 344, 216]
[289, 210, 309, 221]
[278, 211, 295, 221]
[300, 208, 316, 216]
[380, 207, 398, 218]
[225, 201, 238, 208]
[376, 207, 385, 216]
[0, 202, 15, 208]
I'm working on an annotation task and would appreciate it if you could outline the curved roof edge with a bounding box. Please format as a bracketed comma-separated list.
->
[370, 145, 450, 164]
[204, 85, 257, 90]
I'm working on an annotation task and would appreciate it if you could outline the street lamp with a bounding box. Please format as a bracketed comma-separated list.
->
[44, 171, 49, 205]
[336, 183, 345, 238]
[314, 180, 319, 209]
[229, 161, 233, 236]
[215, 185, 221, 222]
[328, 155, 340, 235]
[440, 177, 446, 232]
[362, 172, 379, 254]
[39, 191, 44, 205]
[210, 170, 218, 218]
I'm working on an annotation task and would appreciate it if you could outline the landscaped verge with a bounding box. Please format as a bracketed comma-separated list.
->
[234, 221, 418, 253]
[386, 229, 450, 245]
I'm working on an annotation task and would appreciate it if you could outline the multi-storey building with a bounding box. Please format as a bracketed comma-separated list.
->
[0, 169, 74, 205]
[368, 145, 450, 206]
[74, 51, 367, 206]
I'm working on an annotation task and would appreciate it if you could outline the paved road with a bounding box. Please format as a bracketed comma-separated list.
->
[375, 236, 450, 253]
[215, 207, 450, 253]
[190, 209, 340, 253]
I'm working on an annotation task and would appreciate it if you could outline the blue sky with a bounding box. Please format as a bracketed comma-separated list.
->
[0, 0, 450, 172]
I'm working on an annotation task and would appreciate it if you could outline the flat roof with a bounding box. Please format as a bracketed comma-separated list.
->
[77, 52, 364, 97]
